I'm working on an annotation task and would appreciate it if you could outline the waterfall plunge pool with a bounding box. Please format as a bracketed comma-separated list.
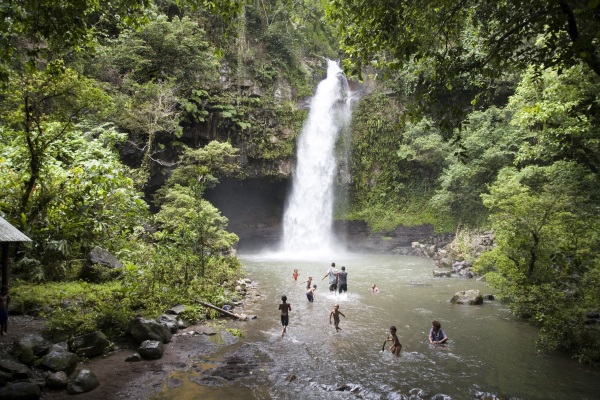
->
[158, 253, 600, 400]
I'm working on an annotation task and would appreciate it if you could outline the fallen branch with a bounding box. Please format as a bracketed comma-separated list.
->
[198, 300, 246, 320]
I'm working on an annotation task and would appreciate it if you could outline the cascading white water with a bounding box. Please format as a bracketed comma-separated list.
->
[282, 60, 351, 253]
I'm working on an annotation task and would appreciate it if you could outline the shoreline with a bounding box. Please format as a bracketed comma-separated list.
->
[1, 279, 262, 399]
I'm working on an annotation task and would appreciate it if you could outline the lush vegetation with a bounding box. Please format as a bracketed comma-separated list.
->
[0, 0, 598, 365]
[0, 0, 336, 340]
[328, 0, 600, 364]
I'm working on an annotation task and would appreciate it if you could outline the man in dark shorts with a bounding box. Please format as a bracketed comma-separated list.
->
[278, 295, 291, 337]
[337, 266, 348, 293]
[322, 262, 338, 292]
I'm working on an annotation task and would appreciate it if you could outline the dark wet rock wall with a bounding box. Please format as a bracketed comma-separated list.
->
[206, 177, 445, 253]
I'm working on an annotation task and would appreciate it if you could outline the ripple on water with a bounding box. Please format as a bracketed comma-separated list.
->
[413, 307, 433, 315]
[160, 254, 600, 400]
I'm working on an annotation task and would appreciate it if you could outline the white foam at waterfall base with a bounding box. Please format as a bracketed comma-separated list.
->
[281, 60, 351, 257]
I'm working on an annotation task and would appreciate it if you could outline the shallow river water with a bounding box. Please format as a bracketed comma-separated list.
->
[163, 252, 600, 400]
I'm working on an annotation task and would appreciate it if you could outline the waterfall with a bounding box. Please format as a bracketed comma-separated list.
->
[281, 60, 352, 254]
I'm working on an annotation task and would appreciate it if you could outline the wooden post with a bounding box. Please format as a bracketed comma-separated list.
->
[1, 242, 8, 287]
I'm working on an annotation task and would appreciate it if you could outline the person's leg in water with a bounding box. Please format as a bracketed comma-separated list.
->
[281, 314, 289, 337]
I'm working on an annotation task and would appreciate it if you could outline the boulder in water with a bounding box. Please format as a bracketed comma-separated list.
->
[450, 289, 483, 305]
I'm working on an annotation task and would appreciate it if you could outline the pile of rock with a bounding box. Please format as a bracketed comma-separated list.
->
[0, 303, 211, 399]
[0, 331, 106, 398]
[411, 231, 496, 279]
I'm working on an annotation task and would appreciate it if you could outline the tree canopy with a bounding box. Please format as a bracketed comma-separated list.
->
[326, 0, 600, 81]
[0, 0, 243, 81]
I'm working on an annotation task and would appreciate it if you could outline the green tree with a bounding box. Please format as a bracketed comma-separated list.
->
[153, 141, 240, 287]
[0, 0, 242, 81]
[158, 140, 240, 198]
[477, 162, 600, 362]
[89, 15, 225, 190]
[91, 15, 220, 96]
[431, 107, 518, 225]
[508, 65, 600, 173]
[116, 80, 183, 189]
[0, 0, 152, 82]
[154, 190, 238, 283]
[0, 123, 149, 280]
[0, 61, 111, 224]
[348, 92, 452, 231]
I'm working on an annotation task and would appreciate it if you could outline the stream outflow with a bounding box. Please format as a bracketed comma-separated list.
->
[225, 253, 600, 400]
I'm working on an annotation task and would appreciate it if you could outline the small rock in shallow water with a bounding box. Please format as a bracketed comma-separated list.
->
[125, 353, 142, 362]
[168, 377, 182, 388]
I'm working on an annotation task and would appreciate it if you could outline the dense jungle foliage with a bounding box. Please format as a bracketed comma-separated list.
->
[330, 0, 600, 364]
[0, 0, 336, 339]
[0, 0, 599, 364]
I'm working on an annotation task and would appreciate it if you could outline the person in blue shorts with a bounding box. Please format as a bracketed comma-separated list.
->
[306, 284, 317, 302]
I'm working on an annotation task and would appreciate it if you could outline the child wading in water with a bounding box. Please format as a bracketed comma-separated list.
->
[301, 276, 313, 290]
[0, 286, 10, 335]
[385, 326, 402, 355]
[278, 295, 291, 337]
[306, 284, 317, 302]
[429, 320, 448, 346]
[329, 304, 346, 332]
[292, 269, 299, 281]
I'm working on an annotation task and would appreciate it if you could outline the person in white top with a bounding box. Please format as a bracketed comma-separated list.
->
[321, 262, 338, 292]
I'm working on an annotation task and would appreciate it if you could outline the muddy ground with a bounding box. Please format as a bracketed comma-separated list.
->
[0, 315, 244, 399]
[0, 299, 270, 400]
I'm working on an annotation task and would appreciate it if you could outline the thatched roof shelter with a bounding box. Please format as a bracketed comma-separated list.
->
[0, 215, 32, 286]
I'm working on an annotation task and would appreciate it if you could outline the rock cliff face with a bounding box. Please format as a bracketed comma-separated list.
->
[204, 177, 288, 252]
[333, 221, 438, 253]
[205, 179, 443, 253]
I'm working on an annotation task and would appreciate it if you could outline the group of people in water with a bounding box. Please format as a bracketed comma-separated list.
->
[292, 262, 350, 304]
[279, 262, 449, 355]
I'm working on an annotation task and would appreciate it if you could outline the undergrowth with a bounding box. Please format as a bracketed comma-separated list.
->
[346, 198, 456, 233]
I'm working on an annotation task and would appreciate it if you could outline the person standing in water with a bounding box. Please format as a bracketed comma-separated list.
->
[329, 303, 346, 332]
[322, 262, 338, 292]
[306, 285, 317, 302]
[301, 276, 313, 290]
[292, 269, 299, 281]
[429, 320, 448, 346]
[385, 326, 402, 355]
[337, 266, 348, 293]
[278, 295, 291, 337]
